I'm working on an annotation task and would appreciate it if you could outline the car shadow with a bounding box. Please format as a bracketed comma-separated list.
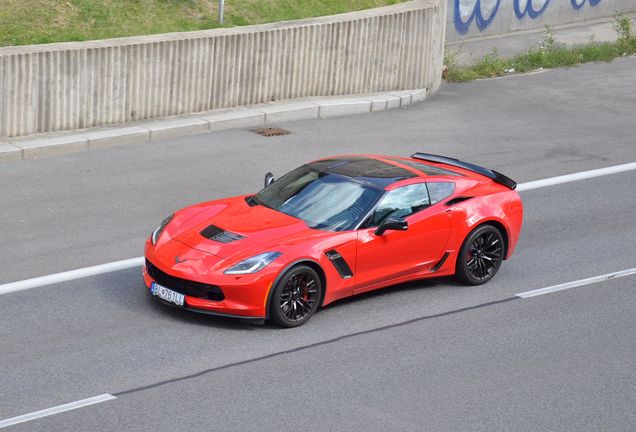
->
[142, 290, 263, 331]
[99, 268, 468, 331]
[91, 268, 254, 331]
[141, 276, 465, 330]
[320, 276, 466, 312]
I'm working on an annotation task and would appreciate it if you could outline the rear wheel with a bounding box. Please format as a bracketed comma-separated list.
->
[270, 265, 322, 328]
[456, 225, 505, 285]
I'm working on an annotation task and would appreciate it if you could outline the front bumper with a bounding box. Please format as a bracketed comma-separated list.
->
[149, 289, 266, 323]
[143, 263, 271, 319]
[144, 237, 276, 319]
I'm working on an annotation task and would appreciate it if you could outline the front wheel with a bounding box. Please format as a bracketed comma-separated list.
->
[269, 265, 322, 328]
[456, 225, 505, 285]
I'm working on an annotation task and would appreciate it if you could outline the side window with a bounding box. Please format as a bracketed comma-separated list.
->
[367, 183, 430, 227]
[427, 182, 455, 204]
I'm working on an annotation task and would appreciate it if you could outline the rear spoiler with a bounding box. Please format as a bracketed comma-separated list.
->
[411, 153, 517, 190]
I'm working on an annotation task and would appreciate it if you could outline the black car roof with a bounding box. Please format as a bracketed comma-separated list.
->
[308, 157, 417, 188]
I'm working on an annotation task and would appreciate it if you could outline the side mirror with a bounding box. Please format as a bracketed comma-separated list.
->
[264, 172, 275, 188]
[374, 217, 408, 236]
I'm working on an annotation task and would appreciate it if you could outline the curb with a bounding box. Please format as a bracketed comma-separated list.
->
[0, 89, 426, 162]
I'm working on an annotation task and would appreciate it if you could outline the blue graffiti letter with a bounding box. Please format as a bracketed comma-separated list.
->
[571, 0, 602, 10]
[514, 0, 552, 19]
[454, 0, 502, 34]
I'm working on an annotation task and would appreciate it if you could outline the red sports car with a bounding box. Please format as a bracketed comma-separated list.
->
[143, 153, 523, 327]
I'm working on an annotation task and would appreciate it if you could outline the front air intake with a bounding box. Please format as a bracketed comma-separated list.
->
[200, 225, 245, 243]
[146, 259, 224, 301]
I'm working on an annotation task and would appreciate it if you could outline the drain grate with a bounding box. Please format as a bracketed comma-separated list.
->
[252, 126, 291, 137]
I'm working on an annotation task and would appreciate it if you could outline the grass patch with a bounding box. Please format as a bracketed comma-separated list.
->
[445, 18, 636, 83]
[0, 0, 406, 47]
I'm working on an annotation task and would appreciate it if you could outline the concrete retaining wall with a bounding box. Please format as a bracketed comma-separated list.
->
[447, 0, 636, 41]
[0, 0, 445, 139]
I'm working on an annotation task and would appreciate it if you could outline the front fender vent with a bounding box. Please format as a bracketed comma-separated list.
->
[200, 225, 245, 243]
[325, 250, 353, 279]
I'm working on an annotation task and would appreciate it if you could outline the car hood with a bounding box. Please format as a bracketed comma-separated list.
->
[167, 196, 314, 259]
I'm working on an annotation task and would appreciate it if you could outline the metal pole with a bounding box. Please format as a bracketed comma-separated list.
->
[219, 0, 224, 25]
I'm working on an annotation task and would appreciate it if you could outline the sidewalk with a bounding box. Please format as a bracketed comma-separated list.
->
[0, 90, 425, 163]
[447, 14, 636, 66]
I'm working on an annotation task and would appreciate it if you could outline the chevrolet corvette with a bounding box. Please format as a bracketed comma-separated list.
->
[143, 153, 523, 327]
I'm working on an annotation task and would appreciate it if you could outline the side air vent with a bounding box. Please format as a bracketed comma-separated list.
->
[325, 250, 354, 279]
[430, 252, 450, 272]
[200, 225, 245, 243]
[445, 196, 473, 206]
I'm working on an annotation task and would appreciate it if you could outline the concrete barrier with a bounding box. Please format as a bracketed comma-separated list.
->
[0, 0, 446, 139]
[447, 0, 636, 41]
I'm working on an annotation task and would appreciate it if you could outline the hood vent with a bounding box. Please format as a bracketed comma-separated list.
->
[200, 225, 245, 243]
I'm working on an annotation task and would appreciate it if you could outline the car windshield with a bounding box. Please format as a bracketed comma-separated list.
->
[254, 165, 383, 231]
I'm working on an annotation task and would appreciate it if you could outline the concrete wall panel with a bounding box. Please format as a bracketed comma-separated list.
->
[0, 0, 444, 139]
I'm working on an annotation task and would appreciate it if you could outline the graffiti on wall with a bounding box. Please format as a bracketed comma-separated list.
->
[454, 0, 602, 34]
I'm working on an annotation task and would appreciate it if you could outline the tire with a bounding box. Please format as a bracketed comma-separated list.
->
[269, 265, 322, 328]
[455, 224, 505, 285]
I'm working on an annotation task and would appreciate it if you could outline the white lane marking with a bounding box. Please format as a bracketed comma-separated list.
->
[516, 162, 636, 192]
[0, 394, 116, 429]
[0, 162, 635, 295]
[0, 257, 144, 295]
[516, 267, 636, 298]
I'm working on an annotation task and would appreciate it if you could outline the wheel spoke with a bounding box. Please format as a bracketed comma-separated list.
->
[484, 247, 501, 256]
[478, 259, 485, 278]
[483, 258, 493, 271]
[485, 238, 499, 249]
[298, 299, 312, 313]
[484, 233, 493, 248]
[283, 303, 294, 319]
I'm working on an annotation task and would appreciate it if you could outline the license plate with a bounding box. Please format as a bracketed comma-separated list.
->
[151, 282, 185, 307]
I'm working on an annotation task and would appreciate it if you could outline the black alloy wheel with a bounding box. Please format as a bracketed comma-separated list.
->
[456, 225, 505, 285]
[270, 265, 322, 328]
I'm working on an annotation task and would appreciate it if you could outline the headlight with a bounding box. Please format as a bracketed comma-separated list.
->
[151, 214, 174, 245]
[224, 252, 282, 275]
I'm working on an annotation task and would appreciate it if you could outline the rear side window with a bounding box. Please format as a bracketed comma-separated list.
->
[427, 182, 455, 204]
[366, 183, 430, 227]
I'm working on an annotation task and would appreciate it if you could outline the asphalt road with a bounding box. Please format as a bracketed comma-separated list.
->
[1, 57, 635, 431]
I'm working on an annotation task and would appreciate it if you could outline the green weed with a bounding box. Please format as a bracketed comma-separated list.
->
[445, 14, 636, 83]
[0, 0, 408, 47]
